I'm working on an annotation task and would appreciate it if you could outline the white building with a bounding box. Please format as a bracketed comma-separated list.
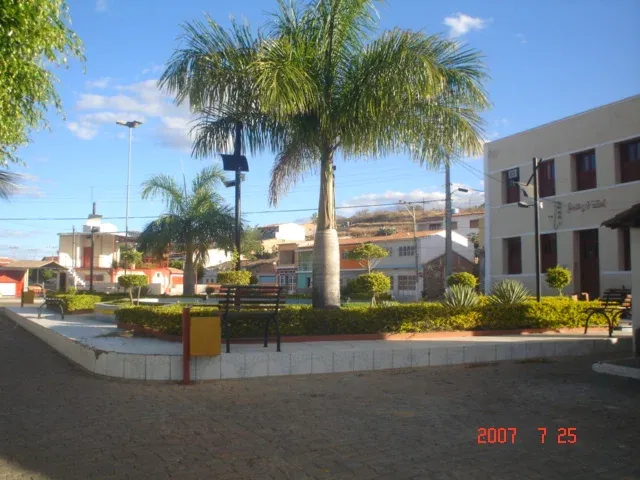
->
[417, 212, 482, 237]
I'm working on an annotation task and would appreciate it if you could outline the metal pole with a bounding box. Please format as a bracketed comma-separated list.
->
[444, 162, 453, 284]
[181, 307, 191, 384]
[234, 122, 242, 271]
[533, 157, 541, 302]
[125, 126, 132, 249]
[411, 206, 420, 300]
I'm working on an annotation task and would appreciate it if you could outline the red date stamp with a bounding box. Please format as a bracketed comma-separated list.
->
[477, 427, 577, 444]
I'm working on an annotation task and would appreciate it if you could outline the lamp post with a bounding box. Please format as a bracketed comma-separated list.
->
[400, 201, 420, 300]
[221, 123, 249, 271]
[115, 120, 143, 250]
[272, 261, 278, 286]
[517, 157, 542, 302]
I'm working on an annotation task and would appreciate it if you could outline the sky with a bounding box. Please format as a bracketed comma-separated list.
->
[1, 0, 639, 260]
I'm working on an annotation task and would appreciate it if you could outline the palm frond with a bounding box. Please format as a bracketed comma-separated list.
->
[136, 215, 183, 260]
[268, 139, 320, 206]
[140, 174, 185, 215]
[0, 170, 20, 200]
[191, 164, 226, 194]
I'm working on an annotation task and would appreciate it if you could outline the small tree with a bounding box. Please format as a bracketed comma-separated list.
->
[119, 247, 143, 269]
[346, 243, 389, 273]
[446, 272, 477, 289]
[353, 272, 391, 306]
[118, 274, 149, 304]
[376, 227, 397, 236]
[545, 265, 572, 296]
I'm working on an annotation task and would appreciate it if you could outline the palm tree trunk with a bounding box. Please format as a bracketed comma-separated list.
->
[312, 147, 340, 309]
[183, 245, 196, 295]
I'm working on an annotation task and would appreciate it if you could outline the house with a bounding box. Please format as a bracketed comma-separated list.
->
[0, 260, 67, 297]
[417, 212, 483, 237]
[484, 95, 640, 299]
[56, 210, 181, 293]
[258, 223, 307, 253]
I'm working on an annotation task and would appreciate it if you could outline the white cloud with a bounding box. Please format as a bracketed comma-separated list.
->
[141, 64, 164, 75]
[496, 118, 509, 127]
[67, 121, 98, 140]
[516, 33, 527, 44]
[85, 77, 112, 89]
[95, 0, 108, 13]
[443, 13, 489, 38]
[340, 185, 484, 214]
[156, 116, 194, 152]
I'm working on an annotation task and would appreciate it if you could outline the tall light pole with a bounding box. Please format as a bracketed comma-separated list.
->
[518, 157, 542, 302]
[400, 201, 420, 300]
[444, 163, 453, 284]
[116, 120, 143, 250]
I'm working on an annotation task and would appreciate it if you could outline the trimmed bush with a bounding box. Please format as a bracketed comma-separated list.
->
[545, 265, 572, 296]
[216, 270, 252, 285]
[441, 285, 480, 308]
[53, 293, 102, 313]
[118, 274, 149, 304]
[352, 272, 391, 305]
[114, 297, 609, 338]
[446, 272, 478, 289]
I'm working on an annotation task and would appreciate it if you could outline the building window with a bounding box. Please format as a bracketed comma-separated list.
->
[540, 233, 557, 272]
[341, 250, 349, 260]
[469, 219, 480, 229]
[428, 223, 442, 230]
[619, 138, 640, 183]
[538, 159, 556, 197]
[398, 245, 416, 257]
[451, 221, 458, 230]
[504, 237, 522, 274]
[574, 150, 596, 191]
[503, 168, 520, 204]
[620, 228, 631, 271]
[84, 274, 104, 282]
[398, 275, 417, 291]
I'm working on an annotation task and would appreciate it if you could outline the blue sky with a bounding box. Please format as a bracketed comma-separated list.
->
[2, 0, 639, 259]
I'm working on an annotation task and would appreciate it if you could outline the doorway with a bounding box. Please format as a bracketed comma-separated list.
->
[578, 229, 600, 300]
[59, 272, 67, 292]
[83, 247, 92, 268]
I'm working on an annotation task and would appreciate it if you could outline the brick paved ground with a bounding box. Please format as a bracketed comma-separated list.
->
[0, 315, 638, 480]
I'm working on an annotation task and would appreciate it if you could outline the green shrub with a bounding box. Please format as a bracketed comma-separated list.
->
[216, 270, 252, 285]
[446, 272, 478, 289]
[441, 285, 480, 308]
[545, 265, 572, 296]
[53, 293, 102, 313]
[488, 279, 529, 306]
[352, 272, 391, 305]
[205, 285, 216, 295]
[67, 286, 77, 295]
[113, 296, 611, 338]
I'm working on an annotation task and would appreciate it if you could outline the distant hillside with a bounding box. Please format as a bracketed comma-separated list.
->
[336, 205, 483, 238]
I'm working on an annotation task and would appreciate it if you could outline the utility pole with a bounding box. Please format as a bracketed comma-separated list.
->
[444, 162, 453, 285]
[532, 157, 541, 302]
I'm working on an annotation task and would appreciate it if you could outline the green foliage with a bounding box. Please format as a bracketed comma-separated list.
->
[376, 227, 397, 236]
[66, 286, 77, 295]
[346, 243, 389, 273]
[467, 232, 480, 249]
[119, 246, 143, 269]
[545, 265, 572, 296]
[159, 1, 490, 309]
[114, 297, 610, 338]
[441, 285, 480, 308]
[0, 0, 84, 166]
[0, 170, 20, 199]
[249, 274, 259, 285]
[446, 272, 477, 289]
[136, 165, 236, 295]
[351, 272, 391, 305]
[52, 293, 101, 313]
[205, 285, 216, 295]
[216, 270, 252, 285]
[118, 274, 149, 304]
[169, 259, 184, 270]
[240, 227, 263, 260]
[488, 279, 530, 306]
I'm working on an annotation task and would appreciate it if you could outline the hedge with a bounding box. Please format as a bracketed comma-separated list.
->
[114, 297, 609, 338]
[52, 294, 103, 313]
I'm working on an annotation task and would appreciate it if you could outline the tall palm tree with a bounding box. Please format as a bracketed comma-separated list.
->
[137, 165, 236, 295]
[0, 170, 19, 200]
[160, 0, 489, 308]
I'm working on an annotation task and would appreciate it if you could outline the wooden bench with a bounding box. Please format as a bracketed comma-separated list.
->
[219, 285, 285, 353]
[37, 293, 66, 320]
[584, 288, 632, 337]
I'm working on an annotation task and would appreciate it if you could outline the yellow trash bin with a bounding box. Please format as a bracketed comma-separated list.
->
[22, 291, 36, 304]
[189, 315, 222, 357]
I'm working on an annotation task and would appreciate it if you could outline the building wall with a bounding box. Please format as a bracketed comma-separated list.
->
[204, 248, 232, 268]
[485, 95, 640, 297]
[59, 233, 119, 269]
[275, 223, 306, 241]
[418, 213, 482, 236]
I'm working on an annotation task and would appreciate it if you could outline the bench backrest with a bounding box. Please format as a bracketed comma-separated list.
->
[219, 285, 285, 313]
[602, 288, 631, 307]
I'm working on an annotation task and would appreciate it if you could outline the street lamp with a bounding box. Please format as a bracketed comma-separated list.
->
[272, 261, 278, 286]
[89, 226, 99, 292]
[517, 157, 543, 302]
[221, 152, 249, 271]
[116, 120, 143, 250]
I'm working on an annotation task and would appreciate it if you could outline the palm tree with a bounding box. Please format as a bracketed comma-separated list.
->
[160, 0, 489, 308]
[137, 165, 236, 295]
[0, 170, 20, 200]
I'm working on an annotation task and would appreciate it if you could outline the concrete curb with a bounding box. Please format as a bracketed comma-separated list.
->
[2, 307, 631, 382]
[592, 360, 640, 380]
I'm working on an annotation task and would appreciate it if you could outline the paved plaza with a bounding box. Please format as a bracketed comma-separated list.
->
[0, 314, 639, 479]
